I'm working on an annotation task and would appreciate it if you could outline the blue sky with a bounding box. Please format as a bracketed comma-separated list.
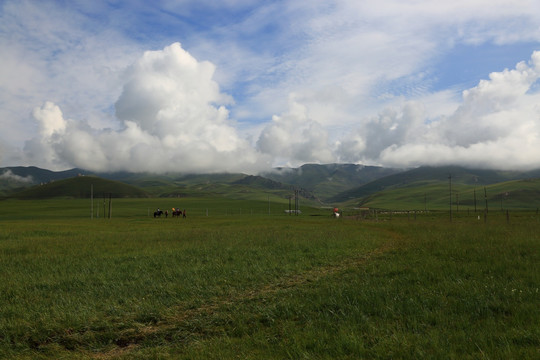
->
[1, 0, 540, 173]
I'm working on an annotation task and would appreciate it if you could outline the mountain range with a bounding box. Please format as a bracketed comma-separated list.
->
[2, 164, 540, 209]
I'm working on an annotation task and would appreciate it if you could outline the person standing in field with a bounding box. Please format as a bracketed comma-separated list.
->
[183, 209, 186, 218]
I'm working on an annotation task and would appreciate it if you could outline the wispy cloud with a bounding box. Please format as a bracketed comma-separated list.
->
[0, 169, 33, 183]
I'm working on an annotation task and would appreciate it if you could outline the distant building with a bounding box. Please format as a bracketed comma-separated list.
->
[284, 210, 302, 214]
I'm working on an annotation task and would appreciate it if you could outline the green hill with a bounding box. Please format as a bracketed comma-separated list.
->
[1, 166, 91, 183]
[113, 173, 316, 202]
[330, 165, 540, 203]
[341, 177, 540, 211]
[9, 176, 149, 199]
[3, 164, 540, 209]
[262, 163, 402, 200]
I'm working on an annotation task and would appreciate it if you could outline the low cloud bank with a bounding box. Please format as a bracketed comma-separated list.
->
[23, 44, 540, 173]
[0, 170, 33, 183]
[375, 51, 540, 170]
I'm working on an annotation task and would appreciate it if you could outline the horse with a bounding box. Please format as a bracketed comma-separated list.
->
[154, 210, 163, 218]
[172, 209, 182, 217]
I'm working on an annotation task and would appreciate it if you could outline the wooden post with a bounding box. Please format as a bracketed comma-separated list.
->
[90, 184, 93, 219]
[484, 187, 488, 213]
[449, 174, 452, 222]
[294, 189, 299, 216]
[288, 195, 292, 215]
[474, 188, 477, 213]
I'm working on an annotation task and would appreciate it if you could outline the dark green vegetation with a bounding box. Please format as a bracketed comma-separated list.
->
[0, 198, 538, 359]
[353, 178, 540, 211]
[2, 164, 540, 210]
[262, 163, 403, 199]
[7, 176, 150, 200]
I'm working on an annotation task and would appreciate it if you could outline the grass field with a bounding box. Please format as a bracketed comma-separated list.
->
[356, 178, 540, 211]
[0, 198, 539, 359]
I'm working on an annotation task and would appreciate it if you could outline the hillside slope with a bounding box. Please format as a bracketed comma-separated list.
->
[330, 165, 540, 203]
[3, 164, 540, 208]
[9, 176, 149, 199]
[262, 163, 402, 200]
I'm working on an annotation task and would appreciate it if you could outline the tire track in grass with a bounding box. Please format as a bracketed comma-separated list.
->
[91, 227, 406, 359]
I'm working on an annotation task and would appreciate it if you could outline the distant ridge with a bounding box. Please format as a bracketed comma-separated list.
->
[262, 163, 403, 199]
[8, 176, 149, 199]
[3, 164, 540, 207]
[233, 175, 317, 201]
[1, 166, 92, 184]
[329, 165, 540, 203]
[1, 164, 402, 201]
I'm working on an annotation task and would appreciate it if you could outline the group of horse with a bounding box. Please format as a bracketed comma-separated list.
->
[153, 208, 186, 218]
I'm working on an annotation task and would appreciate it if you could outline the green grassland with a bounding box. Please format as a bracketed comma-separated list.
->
[0, 198, 539, 359]
[348, 178, 540, 211]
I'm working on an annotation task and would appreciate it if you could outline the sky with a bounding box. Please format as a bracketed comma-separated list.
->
[1, 0, 540, 174]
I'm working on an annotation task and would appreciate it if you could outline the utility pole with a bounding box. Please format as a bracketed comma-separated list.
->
[449, 174, 452, 222]
[108, 193, 112, 219]
[294, 189, 299, 215]
[90, 184, 93, 219]
[484, 187, 488, 213]
[288, 194, 292, 215]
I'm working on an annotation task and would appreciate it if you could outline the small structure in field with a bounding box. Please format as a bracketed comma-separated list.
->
[284, 209, 302, 214]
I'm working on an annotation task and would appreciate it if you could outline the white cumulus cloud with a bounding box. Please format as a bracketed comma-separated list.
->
[358, 51, 540, 170]
[20, 45, 540, 173]
[23, 43, 271, 174]
[257, 97, 335, 166]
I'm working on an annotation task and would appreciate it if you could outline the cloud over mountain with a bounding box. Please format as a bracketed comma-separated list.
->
[24, 43, 271, 173]
[20, 46, 540, 173]
[376, 51, 540, 170]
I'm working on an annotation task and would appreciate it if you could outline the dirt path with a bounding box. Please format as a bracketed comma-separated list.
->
[92, 228, 405, 359]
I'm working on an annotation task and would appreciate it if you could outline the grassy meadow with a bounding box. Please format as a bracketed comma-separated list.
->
[0, 198, 538, 359]
[349, 178, 540, 211]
